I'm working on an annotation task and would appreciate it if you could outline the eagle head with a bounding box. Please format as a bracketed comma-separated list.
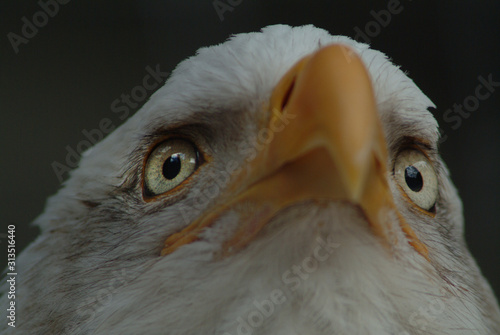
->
[2, 25, 499, 335]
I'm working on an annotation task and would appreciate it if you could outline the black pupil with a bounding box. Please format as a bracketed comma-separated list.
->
[405, 166, 423, 192]
[162, 154, 182, 180]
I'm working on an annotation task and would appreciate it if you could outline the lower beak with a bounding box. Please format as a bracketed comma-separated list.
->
[161, 45, 428, 259]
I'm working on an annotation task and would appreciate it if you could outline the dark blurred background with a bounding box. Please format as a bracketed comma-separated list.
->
[1, 0, 499, 301]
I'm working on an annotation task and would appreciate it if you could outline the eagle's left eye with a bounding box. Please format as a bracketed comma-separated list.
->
[144, 139, 200, 196]
[394, 149, 438, 212]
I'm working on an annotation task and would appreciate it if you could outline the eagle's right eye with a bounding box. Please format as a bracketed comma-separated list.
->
[144, 139, 200, 197]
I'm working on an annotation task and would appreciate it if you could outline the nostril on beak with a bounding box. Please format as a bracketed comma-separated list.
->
[281, 78, 296, 110]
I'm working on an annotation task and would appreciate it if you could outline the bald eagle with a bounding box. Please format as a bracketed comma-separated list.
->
[1, 25, 499, 335]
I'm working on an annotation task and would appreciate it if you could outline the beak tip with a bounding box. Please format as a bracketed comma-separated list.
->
[344, 177, 366, 204]
[338, 153, 372, 205]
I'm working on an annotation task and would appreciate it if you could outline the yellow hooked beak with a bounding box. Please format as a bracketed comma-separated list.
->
[161, 45, 428, 259]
